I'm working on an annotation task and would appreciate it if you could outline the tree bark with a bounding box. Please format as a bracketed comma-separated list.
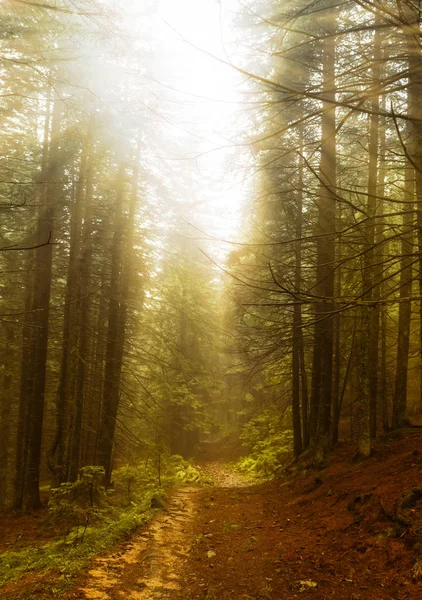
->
[69, 137, 95, 481]
[399, 0, 422, 414]
[0, 325, 15, 505]
[356, 18, 382, 456]
[392, 170, 414, 427]
[311, 8, 337, 459]
[97, 151, 140, 484]
[23, 96, 62, 510]
[292, 131, 304, 457]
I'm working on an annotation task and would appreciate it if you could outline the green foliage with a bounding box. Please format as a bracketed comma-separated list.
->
[113, 453, 204, 507]
[164, 454, 203, 484]
[236, 408, 293, 479]
[0, 454, 205, 589]
[48, 466, 107, 535]
[0, 505, 150, 590]
[113, 461, 158, 506]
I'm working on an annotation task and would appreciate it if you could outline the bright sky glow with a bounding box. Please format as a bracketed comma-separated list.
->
[123, 0, 251, 260]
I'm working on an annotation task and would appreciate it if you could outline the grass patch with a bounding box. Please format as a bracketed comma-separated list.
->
[0, 504, 152, 591]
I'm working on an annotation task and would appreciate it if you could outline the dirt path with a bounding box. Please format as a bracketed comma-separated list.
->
[73, 463, 248, 600]
[79, 487, 201, 600]
[198, 461, 250, 488]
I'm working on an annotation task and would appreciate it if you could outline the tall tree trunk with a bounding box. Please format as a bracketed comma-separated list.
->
[312, 8, 337, 459]
[392, 171, 414, 427]
[0, 325, 15, 505]
[366, 15, 382, 438]
[14, 254, 35, 509]
[299, 329, 309, 448]
[356, 19, 382, 456]
[377, 101, 388, 430]
[69, 141, 95, 481]
[14, 95, 51, 510]
[331, 219, 342, 446]
[23, 97, 62, 510]
[97, 165, 126, 483]
[401, 0, 422, 414]
[52, 124, 93, 482]
[97, 151, 141, 482]
[97, 152, 140, 483]
[367, 17, 382, 439]
[380, 306, 389, 431]
[292, 131, 304, 456]
[309, 339, 321, 447]
[88, 254, 109, 465]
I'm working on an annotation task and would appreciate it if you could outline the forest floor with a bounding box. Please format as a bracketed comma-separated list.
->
[2, 431, 422, 599]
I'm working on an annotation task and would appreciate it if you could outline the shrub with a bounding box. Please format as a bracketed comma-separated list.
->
[48, 466, 107, 537]
[236, 408, 293, 479]
[113, 453, 204, 506]
[113, 462, 157, 505]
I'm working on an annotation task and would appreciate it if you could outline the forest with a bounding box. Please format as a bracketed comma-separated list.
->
[1, 0, 422, 598]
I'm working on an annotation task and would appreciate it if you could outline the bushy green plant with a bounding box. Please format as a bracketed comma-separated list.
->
[113, 461, 158, 505]
[112, 452, 204, 516]
[48, 466, 107, 536]
[113, 453, 204, 506]
[236, 408, 293, 479]
[164, 454, 203, 484]
[0, 453, 209, 591]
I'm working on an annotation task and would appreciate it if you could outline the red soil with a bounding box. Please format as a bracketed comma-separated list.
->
[2, 430, 422, 599]
[183, 432, 422, 599]
[0, 508, 53, 553]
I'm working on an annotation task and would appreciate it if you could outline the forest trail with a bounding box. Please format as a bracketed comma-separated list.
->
[66, 434, 422, 600]
[4, 434, 422, 600]
[196, 461, 250, 488]
[73, 463, 249, 600]
[78, 487, 200, 600]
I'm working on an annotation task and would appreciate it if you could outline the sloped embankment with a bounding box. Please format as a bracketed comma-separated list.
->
[180, 431, 422, 599]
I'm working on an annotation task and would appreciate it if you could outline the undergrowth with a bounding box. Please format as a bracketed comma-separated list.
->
[0, 505, 149, 592]
[235, 407, 293, 480]
[0, 455, 202, 591]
